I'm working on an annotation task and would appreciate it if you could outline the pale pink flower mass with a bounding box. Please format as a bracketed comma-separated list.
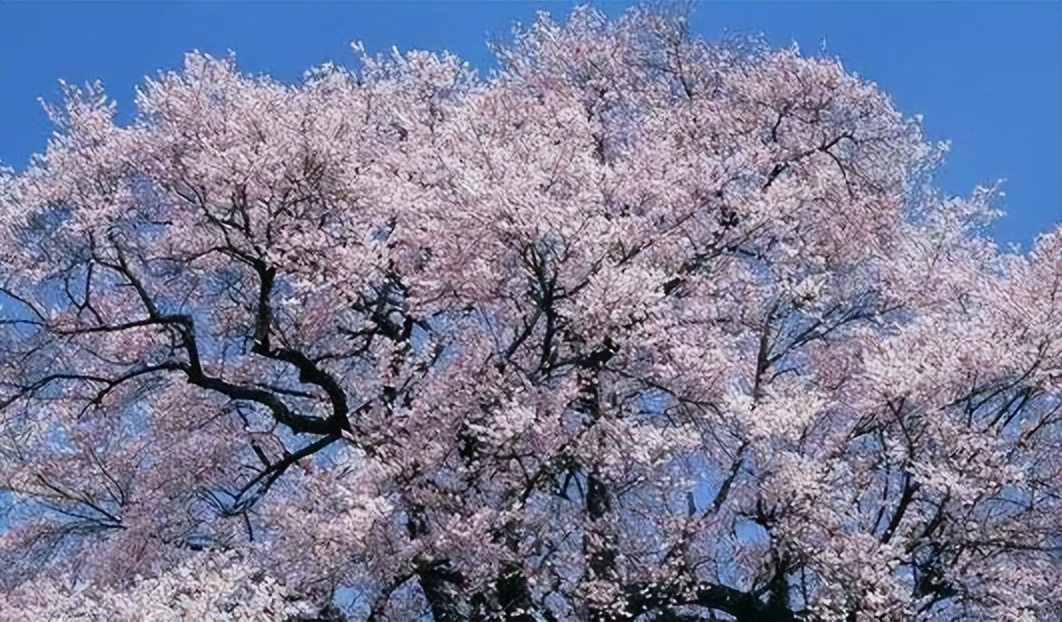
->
[0, 7, 1059, 621]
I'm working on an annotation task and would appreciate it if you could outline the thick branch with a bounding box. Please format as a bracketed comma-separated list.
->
[250, 260, 352, 431]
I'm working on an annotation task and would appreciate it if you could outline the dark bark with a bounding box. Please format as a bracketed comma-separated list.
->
[622, 580, 798, 622]
[417, 558, 466, 622]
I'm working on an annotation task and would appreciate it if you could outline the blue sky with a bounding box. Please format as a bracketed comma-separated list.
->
[1, 1, 1058, 247]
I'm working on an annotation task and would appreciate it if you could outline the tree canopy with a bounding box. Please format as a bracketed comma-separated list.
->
[0, 7, 1059, 621]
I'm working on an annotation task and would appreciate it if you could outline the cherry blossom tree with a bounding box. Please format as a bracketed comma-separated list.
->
[1, 7, 1059, 621]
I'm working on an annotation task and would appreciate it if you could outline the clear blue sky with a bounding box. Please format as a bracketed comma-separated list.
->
[1, 1, 1058, 247]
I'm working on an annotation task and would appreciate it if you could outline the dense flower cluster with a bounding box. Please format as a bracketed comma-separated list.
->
[1, 7, 1058, 621]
